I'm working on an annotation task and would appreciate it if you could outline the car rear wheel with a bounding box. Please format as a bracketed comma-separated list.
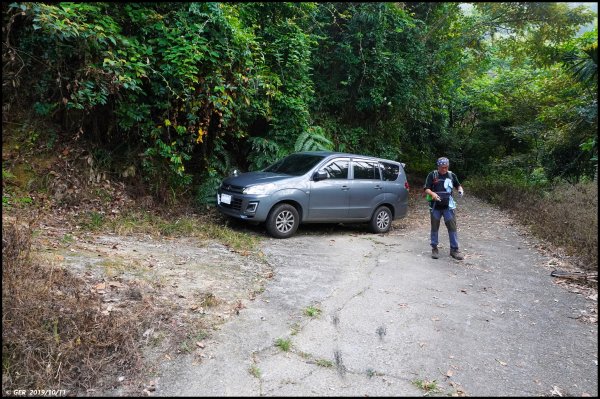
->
[266, 203, 299, 239]
[370, 206, 392, 234]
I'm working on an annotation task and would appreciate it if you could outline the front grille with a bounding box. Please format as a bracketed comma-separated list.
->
[221, 197, 243, 211]
[230, 198, 242, 210]
[221, 184, 244, 194]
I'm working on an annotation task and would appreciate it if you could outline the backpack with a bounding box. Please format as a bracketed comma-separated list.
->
[425, 170, 454, 204]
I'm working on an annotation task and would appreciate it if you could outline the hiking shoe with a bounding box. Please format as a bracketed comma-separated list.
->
[431, 247, 439, 259]
[450, 249, 464, 260]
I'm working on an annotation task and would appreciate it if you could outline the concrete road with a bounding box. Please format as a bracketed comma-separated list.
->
[155, 196, 598, 396]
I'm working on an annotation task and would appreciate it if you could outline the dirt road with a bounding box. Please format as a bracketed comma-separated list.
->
[149, 196, 597, 397]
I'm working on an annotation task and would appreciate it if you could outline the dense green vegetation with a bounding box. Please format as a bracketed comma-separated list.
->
[2, 2, 597, 199]
[1, 3, 597, 393]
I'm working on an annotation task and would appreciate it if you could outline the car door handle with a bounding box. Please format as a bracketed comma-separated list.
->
[341, 185, 350, 191]
[374, 185, 383, 190]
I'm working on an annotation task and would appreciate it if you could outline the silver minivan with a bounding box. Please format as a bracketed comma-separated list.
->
[217, 151, 410, 238]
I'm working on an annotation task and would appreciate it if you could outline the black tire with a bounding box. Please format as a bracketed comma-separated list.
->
[266, 203, 299, 239]
[370, 206, 392, 234]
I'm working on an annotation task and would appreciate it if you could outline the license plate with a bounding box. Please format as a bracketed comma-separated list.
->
[220, 193, 232, 205]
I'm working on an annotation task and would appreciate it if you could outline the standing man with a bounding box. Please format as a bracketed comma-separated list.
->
[423, 157, 464, 260]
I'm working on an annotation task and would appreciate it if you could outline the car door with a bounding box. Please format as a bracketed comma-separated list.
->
[348, 158, 383, 219]
[307, 157, 350, 221]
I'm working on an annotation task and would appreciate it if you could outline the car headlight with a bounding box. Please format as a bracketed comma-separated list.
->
[243, 183, 276, 195]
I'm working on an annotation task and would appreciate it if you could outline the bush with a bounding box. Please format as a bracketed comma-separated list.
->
[1, 217, 150, 392]
[468, 176, 598, 271]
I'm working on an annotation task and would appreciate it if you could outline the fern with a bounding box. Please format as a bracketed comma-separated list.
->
[248, 137, 281, 170]
[294, 126, 333, 152]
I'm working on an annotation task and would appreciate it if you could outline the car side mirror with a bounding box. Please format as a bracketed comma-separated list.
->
[313, 170, 327, 182]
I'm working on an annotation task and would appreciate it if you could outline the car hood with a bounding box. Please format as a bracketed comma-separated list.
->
[222, 171, 298, 188]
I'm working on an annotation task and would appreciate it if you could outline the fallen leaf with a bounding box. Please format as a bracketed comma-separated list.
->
[446, 369, 454, 377]
[108, 281, 127, 288]
[196, 342, 205, 348]
[495, 358, 507, 366]
[550, 386, 563, 397]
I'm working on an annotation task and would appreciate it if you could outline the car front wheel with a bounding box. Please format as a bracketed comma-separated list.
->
[266, 203, 299, 239]
[370, 206, 392, 234]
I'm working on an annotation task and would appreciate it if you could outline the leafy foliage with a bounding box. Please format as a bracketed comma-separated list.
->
[294, 126, 333, 152]
[2, 2, 597, 202]
[563, 43, 598, 85]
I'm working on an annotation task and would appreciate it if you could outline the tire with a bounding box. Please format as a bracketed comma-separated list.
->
[266, 203, 299, 239]
[370, 206, 392, 234]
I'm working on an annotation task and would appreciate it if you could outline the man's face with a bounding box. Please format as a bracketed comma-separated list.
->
[437, 164, 449, 174]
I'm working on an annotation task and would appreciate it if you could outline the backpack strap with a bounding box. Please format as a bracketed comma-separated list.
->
[434, 170, 453, 180]
[432, 170, 454, 194]
[425, 170, 437, 200]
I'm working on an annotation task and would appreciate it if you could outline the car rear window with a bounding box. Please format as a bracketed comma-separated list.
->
[264, 153, 325, 176]
[380, 162, 400, 181]
[353, 160, 380, 180]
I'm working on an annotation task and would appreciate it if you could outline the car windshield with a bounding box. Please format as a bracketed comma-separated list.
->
[264, 153, 326, 176]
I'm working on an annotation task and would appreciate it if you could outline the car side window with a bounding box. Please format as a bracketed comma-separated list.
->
[353, 160, 380, 180]
[322, 158, 349, 179]
[380, 162, 399, 181]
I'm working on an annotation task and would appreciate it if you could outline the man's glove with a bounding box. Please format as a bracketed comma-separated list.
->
[458, 188, 464, 198]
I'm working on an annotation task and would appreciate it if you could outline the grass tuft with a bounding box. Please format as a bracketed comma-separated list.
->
[105, 210, 260, 252]
[316, 358, 334, 368]
[274, 338, 292, 352]
[467, 178, 597, 271]
[198, 292, 219, 308]
[412, 378, 439, 393]
[248, 365, 261, 378]
[304, 305, 322, 318]
[1, 217, 153, 393]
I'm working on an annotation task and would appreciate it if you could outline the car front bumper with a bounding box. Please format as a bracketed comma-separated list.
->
[216, 190, 272, 221]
